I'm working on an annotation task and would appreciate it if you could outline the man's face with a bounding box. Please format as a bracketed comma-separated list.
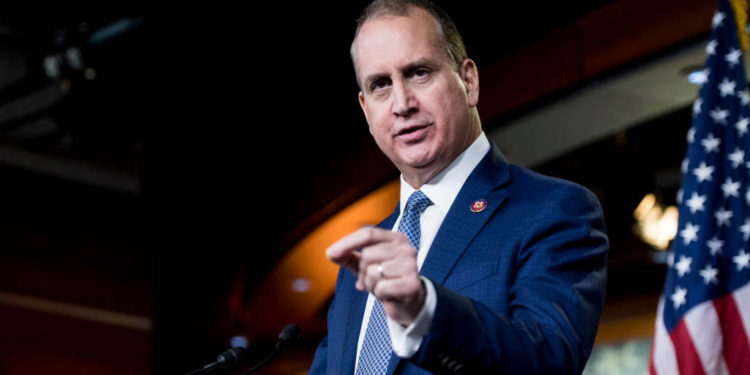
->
[353, 7, 480, 186]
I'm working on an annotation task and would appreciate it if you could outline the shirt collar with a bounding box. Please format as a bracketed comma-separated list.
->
[399, 132, 491, 214]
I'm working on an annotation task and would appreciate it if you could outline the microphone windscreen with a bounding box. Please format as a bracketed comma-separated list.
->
[217, 347, 246, 368]
[278, 324, 301, 343]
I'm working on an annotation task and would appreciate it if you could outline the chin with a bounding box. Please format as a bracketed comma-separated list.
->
[404, 156, 438, 172]
[399, 152, 430, 167]
[399, 146, 436, 164]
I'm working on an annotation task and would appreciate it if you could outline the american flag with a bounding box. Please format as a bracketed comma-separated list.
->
[649, 0, 750, 374]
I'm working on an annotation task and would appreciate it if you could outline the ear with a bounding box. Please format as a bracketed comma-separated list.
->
[358, 91, 367, 113]
[358, 91, 373, 134]
[459, 59, 479, 108]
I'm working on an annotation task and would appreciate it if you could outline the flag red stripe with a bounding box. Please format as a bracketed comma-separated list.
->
[649, 323, 657, 375]
[714, 295, 750, 375]
[670, 318, 707, 375]
[649, 342, 658, 375]
[651, 297, 680, 374]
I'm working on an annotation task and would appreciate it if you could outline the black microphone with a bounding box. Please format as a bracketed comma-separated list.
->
[184, 347, 247, 375]
[241, 323, 301, 375]
[276, 323, 301, 350]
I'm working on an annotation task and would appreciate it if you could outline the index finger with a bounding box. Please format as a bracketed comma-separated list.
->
[325, 227, 400, 263]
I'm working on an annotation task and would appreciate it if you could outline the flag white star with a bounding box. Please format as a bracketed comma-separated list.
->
[706, 40, 718, 55]
[710, 108, 730, 124]
[729, 147, 745, 168]
[680, 222, 700, 245]
[701, 133, 721, 153]
[719, 78, 736, 96]
[675, 255, 693, 277]
[734, 250, 750, 271]
[746, 188, 750, 205]
[713, 11, 726, 28]
[741, 218, 750, 240]
[685, 192, 706, 214]
[725, 48, 742, 68]
[693, 161, 715, 183]
[715, 206, 734, 226]
[671, 286, 687, 309]
[693, 99, 703, 117]
[739, 89, 750, 106]
[687, 127, 696, 143]
[736, 116, 749, 136]
[707, 236, 724, 256]
[682, 158, 689, 173]
[721, 177, 740, 197]
[699, 265, 719, 284]
[677, 189, 683, 205]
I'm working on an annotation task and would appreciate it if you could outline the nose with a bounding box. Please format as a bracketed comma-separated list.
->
[391, 81, 417, 118]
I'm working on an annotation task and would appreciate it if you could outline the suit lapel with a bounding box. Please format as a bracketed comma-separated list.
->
[340, 145, 511, 374]
[420, 145, 512, 285]
[339, 274, 366, 375]
[338, 205, 400, 375]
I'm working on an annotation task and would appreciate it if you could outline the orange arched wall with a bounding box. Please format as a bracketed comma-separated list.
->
[241, 180, 399, 341]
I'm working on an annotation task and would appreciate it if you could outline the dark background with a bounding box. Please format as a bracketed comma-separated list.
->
[0, 1, 712, 373]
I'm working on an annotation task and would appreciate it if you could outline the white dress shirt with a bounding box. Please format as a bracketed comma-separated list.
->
[354, 132, 491, 371]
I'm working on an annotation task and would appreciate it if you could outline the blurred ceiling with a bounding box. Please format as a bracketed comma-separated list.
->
[0, 0, 717, 245]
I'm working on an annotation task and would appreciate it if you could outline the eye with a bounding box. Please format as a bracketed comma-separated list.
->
[371, 78, 390, 92]
[413, 68, 429, 78]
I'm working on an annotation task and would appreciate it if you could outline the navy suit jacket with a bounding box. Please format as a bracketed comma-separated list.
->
[309, 144, 608, 374]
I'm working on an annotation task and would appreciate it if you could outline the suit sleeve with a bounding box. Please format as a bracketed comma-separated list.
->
[309, 268, 346, 374]
[308, 333, 328, 374]
[410, 183, 608, 375]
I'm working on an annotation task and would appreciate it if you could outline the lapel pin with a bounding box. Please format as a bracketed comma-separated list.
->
[470, 199, 487, 213]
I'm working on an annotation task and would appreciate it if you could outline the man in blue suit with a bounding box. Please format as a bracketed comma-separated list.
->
[310, 0, 608, 374]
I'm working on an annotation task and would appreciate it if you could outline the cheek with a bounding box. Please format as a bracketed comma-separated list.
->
[434, 88, 466, 127]
[366, 111, 392, 144]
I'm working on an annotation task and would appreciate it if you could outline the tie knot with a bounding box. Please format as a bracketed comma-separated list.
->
[405, 190, 431, 214]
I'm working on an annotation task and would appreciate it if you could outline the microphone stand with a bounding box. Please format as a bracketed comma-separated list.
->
[241, 324, 300, 375]
[183, 323, 300, 375]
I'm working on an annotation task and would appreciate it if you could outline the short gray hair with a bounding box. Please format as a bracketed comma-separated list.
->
[350, 0, 468, 89]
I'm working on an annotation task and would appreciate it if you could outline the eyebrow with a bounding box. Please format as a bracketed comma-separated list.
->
[363, 72, 388, 92]
[401, 58, 434, 74]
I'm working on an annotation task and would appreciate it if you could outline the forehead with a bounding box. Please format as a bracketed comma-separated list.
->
[354, 7, 448, 73]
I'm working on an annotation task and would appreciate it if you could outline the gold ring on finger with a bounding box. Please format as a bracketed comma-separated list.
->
[376, 264, 385, 278]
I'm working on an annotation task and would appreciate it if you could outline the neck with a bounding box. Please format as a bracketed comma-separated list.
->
[403, 173, 432, 190]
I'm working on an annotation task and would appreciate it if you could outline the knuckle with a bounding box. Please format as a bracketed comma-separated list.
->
[361, 248, 377, 263]
[362, 227, 376, 242]
[359, 249, 370, 263]
[401, 278, 416, 291]
[395, 232, 409, 243]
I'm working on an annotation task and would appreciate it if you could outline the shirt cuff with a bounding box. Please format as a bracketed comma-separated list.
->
[386, 276, 436, 358]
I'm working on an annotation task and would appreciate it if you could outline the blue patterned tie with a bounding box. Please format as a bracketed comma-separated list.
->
[355, 190, 431, 375]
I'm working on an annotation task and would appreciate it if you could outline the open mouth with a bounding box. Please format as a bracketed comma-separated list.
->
[397, 123, 430, 136]
[396, 123, 431, 142]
